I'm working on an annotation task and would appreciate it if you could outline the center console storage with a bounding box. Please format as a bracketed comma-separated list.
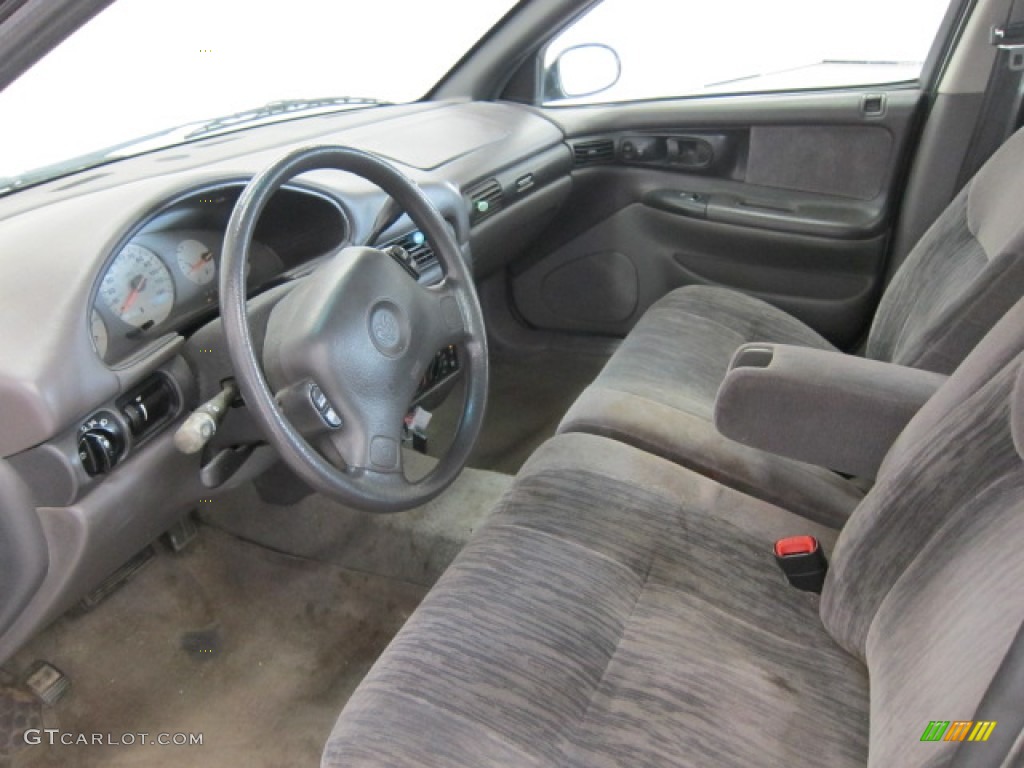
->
[714, 344, 947, 478]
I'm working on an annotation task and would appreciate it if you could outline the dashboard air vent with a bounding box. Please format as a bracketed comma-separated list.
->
[573, 139, 615, 166]
[468, 178, 504, 224]
[382, 230, 437, 270]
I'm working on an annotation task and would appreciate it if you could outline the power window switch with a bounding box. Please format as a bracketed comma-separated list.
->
[310, 385, 328, 411]
[322, 407, 342, 428]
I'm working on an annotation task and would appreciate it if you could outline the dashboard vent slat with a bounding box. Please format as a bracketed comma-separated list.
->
[407, 242, 434, 268]
[468, 178, 504, 225]
[573, 139, 615, 166]
[381, 231, 437, 270]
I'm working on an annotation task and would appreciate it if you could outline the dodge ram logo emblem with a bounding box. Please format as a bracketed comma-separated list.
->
[369, 302, 406, 356]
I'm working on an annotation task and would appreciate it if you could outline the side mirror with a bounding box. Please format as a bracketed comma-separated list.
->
[544, 43, 621, 102]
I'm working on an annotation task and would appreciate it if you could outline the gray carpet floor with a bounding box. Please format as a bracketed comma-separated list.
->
[202, 452, 513, 587]
[428, 348, 610, 474]
[5, 527, 427, 768]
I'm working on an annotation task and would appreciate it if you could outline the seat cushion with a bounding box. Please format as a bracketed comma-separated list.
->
[558, 284, 863, 527]
[323, 433, 868, 768]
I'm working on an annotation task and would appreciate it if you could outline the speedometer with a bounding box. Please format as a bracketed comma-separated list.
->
[99, 244, 175, 328]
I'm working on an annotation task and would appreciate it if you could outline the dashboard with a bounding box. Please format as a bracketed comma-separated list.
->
[0, 99, 572, 662]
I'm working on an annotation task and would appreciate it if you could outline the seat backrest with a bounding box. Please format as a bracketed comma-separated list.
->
[822, 298, 1024, 766]
[866, 127, 1024, 374]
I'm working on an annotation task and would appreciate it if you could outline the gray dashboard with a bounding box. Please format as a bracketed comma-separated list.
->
[0, 99, 570, 662]
[0, 100, 567, 458]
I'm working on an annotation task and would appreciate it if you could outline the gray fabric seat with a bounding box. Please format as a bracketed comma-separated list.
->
[326, 435, 866, 767]
[559, 127, 1024, 527]
[323, 299, 1024, 767]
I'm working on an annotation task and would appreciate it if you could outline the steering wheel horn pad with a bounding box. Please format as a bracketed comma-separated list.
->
[369, 300, 408, 357]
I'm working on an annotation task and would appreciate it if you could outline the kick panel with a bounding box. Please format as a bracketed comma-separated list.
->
[538, 251, 638, 325]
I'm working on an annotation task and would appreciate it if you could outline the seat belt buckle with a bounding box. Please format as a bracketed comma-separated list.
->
[774, 536, 828, 593]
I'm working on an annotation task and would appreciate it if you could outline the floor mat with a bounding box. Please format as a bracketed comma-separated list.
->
[4, 527, 427, 768]
[429, 349, 609, 474]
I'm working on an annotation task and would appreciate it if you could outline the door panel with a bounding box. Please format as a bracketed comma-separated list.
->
[509, 89, 923, 348]
[513, 203, 886, 346]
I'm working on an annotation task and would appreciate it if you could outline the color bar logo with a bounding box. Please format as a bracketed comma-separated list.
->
[920, 721, 997, 742]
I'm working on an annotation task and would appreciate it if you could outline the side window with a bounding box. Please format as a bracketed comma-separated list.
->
[542, 0, 952, 105]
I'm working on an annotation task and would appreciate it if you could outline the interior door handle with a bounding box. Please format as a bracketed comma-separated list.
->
[620, 133, 731, 171]
[667, 137, 714, 169]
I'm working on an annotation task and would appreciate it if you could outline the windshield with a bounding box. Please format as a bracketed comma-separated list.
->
[0, 0, 519, 191]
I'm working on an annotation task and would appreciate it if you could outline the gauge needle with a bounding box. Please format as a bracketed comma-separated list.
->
[190, 251, 213, 273]
[120, 274, 147, 314]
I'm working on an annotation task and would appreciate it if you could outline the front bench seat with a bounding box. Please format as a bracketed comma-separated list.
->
[323, 299, 1024, 767]
[559, 126, 1024, 527]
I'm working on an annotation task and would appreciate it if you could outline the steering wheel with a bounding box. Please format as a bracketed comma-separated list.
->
[219, 146, 488, 512]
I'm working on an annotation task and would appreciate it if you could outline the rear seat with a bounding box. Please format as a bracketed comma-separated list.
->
[323, 274, 1024, 768]
[558, 126, 1024, 527]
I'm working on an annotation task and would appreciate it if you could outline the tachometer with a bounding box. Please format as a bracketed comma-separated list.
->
[99, 243, 174, 328]
[90, 309, 109, 357]
[176, 239, 215, 285]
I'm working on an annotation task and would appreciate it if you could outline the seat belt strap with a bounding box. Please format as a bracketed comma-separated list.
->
[954, 0, 1024, 191]
[949, 617, 1024, 767]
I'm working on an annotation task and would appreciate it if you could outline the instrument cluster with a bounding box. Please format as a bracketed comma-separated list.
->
[90, 229, 280, 364]
[88, 182, 350, 365]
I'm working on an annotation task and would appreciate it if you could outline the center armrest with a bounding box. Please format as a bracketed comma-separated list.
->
[713, 344, 947, 478]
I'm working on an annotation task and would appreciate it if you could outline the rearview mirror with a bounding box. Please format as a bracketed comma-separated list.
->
[544, 44, 621, 102]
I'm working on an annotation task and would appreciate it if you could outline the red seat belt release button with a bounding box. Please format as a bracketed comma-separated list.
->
[774, 536, 828, 593]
